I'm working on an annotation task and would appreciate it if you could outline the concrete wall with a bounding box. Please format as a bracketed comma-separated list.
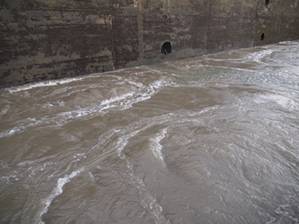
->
[0, 0, 299, 87]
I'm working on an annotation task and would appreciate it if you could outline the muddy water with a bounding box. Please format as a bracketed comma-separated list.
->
[1, 41, 299, 224]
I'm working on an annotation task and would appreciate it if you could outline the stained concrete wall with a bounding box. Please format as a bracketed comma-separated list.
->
[0, 0, 299, 87]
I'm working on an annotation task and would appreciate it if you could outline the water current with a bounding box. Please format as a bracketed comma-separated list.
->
[1, 41, 299, 224]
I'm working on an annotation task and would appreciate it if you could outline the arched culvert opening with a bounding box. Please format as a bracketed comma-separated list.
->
[161, 41, 172, 55]
[265, 0, 270, 6]
[260, 33, 265, 41]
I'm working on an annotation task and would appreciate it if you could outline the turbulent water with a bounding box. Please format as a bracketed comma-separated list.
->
[1, 41, 299, 224]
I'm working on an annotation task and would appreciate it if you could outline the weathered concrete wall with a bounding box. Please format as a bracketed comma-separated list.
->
[255, 0, 299, 45]
[0, 0, 299, 87]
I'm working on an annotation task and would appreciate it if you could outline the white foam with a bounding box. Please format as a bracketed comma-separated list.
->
[0, 79, 173, 139]
[7, 77, 84, 93]
[247, 49, 273, 63]
[0, 118, 44, 139]
[0, 127, 23, 138]
[72, 153, 87, 163]
[113, 123, 170, 224]
[38, 168, 83, 224]
[150, 128, 168, 165]
[116, 129, 144, 158]
[100, 92, 135, 109]
[200, 64, 255, 72]
[278, 40, 298, 45]
[0, 174, 19, 184]
[125, 80, 145, 88]
[254, 94, 297, 110]
[125, 159, 170, 224]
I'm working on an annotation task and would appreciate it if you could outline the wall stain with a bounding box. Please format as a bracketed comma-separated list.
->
[0, 0, 299, 87]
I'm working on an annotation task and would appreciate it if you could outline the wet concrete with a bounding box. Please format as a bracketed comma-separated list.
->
[0, 0, 299, 87]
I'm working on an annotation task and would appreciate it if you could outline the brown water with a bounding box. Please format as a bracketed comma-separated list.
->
[1, 41, 299, 224]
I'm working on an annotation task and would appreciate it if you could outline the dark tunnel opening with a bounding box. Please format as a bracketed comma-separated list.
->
[161, 41, 172, 55]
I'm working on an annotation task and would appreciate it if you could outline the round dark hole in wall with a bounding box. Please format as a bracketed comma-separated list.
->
[260, 33, 265, 41]
[161, 41, 172, 55]
[265, 0, 270, 6]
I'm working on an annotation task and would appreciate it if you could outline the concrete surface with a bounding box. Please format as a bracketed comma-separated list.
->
[0, 0, 299, 87]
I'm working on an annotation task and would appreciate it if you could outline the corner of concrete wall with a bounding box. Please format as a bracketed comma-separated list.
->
[255, 0, 299, 45]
